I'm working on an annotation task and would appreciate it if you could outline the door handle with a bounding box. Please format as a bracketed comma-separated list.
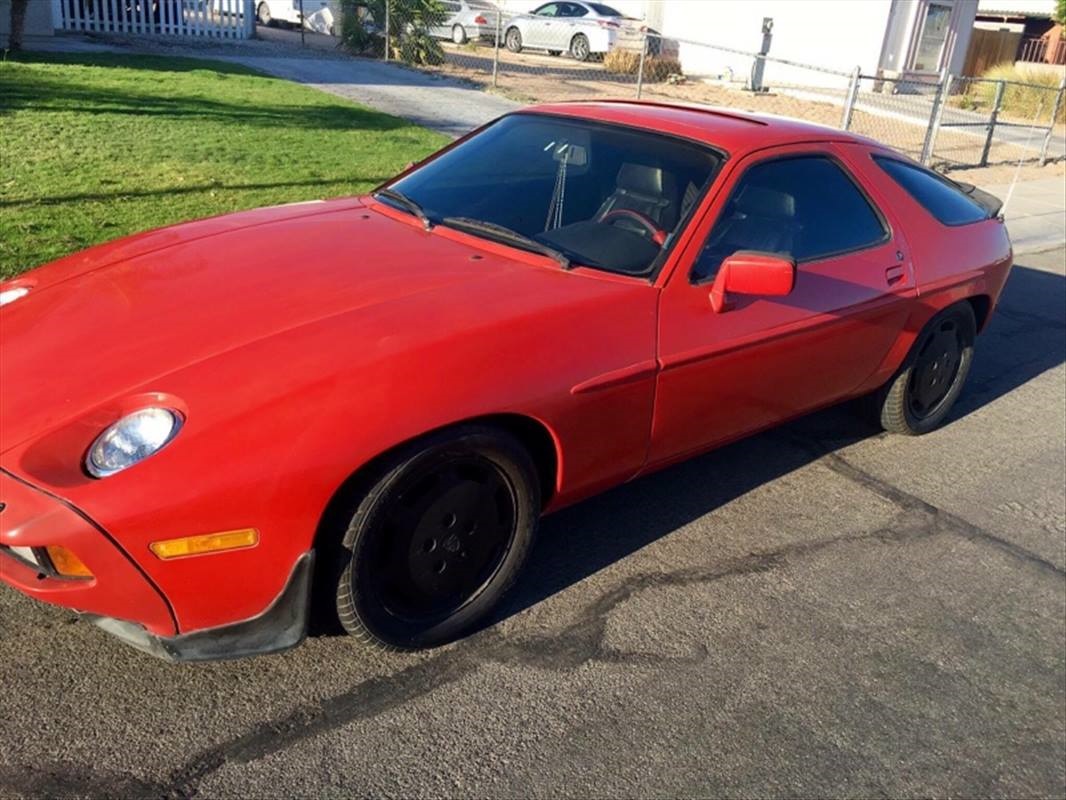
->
[885, 264, 905, 286]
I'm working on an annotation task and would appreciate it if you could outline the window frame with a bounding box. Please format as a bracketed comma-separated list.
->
[687, 151, 893, 286]
[384, 111, 729, 283]
[872, 154, 991, 227]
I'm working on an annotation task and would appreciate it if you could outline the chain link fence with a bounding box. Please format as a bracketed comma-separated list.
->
[333, 2, 1066, 172]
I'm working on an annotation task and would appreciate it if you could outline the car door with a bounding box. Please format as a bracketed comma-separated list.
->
[647, 143, 916, 466]
[524, 2, 560, 47]
[557, 2, 588, 44]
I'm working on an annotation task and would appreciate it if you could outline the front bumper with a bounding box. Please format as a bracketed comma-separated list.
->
[0, 468, 176, 636]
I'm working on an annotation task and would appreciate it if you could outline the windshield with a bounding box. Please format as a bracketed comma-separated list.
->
[386, 114, 722, 276]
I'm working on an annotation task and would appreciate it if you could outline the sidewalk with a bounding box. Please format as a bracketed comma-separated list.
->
[982, 177, 1066, 255]
[214, 53, 519, 138]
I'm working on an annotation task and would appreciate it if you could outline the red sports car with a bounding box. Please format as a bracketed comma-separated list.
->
[0, 101, 1011, 661]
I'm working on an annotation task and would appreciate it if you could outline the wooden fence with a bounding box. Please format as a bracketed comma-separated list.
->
[54, 0, 254, 39]
[962, 28, 1022, 77]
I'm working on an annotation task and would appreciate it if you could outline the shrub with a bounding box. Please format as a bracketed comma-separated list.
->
[339, 0, 385, 57]
[973, 63, 1066, 124]
[644, 56, 683, 84]
[603, 48, 642, 75]
[603, 49, 682, 84]
[338, 0, 445, 66]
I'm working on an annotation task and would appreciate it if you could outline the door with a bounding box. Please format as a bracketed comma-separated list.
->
[648, 144, 916, 466]
[557, 2, 588, 47]
[524, 2, 560, 48]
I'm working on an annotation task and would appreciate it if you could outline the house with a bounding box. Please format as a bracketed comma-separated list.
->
[653, 0, 982, 89]
[973, 0, 1064, 66]
[494, 0, 986, 89]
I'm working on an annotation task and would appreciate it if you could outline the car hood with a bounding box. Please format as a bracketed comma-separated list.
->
[0, 197, 554, 452]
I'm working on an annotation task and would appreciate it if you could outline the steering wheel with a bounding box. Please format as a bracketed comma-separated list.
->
[600, 209, 668, 246]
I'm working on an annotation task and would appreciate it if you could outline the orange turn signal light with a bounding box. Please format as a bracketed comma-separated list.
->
[149, 528, 259, 560]
[45, 545, 94, 578]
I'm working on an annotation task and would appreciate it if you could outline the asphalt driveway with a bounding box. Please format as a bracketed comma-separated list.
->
[0, 248, 1063, 798]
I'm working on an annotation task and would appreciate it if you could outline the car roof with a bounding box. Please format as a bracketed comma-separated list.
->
[523, 100, 879, 155]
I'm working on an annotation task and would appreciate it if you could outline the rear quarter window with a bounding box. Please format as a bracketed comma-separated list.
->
[874, 156, 989, 226]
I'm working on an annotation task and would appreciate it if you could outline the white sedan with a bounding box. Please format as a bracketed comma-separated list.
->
[250, 0, 338, 33]
[503, 1, 642, 61]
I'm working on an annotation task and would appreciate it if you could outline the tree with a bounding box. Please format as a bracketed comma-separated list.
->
[7, 0, 29, 51]
[1055, 0, 1066, 27]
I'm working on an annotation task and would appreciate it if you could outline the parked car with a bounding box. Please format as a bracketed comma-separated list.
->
[0, 102, 1010, 661]
[251, 0, 338, 33]
[429, 0, 499, 44]
[504, 1, 646, 60]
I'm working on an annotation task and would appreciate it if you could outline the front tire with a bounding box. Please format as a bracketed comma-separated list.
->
[872, 302, 976, 435]
[256, 1, 271, 26]
[334, 426, 540, 651]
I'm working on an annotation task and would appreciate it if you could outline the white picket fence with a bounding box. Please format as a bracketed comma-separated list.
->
[53, 0, 254, 39]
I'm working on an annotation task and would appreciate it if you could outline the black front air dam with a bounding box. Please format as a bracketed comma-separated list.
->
[85, 552, 314, 662]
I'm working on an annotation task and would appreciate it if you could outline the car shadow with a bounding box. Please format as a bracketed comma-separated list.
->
[493, 261, 1065, 626]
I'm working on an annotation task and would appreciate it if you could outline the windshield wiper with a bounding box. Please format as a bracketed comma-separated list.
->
[374, 187, 434, 231]
[441, 217, 572, 269]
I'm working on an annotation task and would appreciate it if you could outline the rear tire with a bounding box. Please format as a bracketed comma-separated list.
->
[452, 24, 467, 44]
[505, 27, 522, 53]
[570, 33, 590, 61]
[870, 302, 976, 435]
[333, 426, 540, 651]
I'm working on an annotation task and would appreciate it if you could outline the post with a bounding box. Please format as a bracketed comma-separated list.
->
[243, 0, 255, 38]
[491, 8, 501, 88]
[980, 79, 1006, 167]
[383, 0, 390, 61]
[840, 65, 861, 130]
[921, 72, 950, 166]
[635, 31, 648, 99]
[298, 0, 305, 46]
[1039, 76, 1066, 166]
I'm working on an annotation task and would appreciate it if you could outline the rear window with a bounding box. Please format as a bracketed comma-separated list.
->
[874, 156, 989, 226]
[588, 3, 623, 15]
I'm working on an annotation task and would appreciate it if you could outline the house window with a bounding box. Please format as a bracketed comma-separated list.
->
[912, 2, 952, 71]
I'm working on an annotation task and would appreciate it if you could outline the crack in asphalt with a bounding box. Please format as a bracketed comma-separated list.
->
[4, 416, 1063, 799]
[782, 431, 1065, 578]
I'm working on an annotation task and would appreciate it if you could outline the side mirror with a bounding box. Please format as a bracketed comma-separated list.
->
[709, 251, 796, 313]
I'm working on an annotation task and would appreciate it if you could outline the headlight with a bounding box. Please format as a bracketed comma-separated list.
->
[86, 407, 183, 478]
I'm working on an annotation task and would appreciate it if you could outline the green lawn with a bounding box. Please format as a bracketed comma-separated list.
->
[0, 52, 448, 279]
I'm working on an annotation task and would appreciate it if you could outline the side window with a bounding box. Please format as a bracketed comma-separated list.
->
[874, 156, 988, 226]
[567, 3, 589, 16]
[533, 3, 559, 16]
[692, 155, 888, 282]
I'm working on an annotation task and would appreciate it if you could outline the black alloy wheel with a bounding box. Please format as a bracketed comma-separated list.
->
[334, 426, 539, 650]
[867, 302, 977, 435]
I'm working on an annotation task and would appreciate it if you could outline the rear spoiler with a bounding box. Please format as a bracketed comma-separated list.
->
[951, 180, 1004, 219]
